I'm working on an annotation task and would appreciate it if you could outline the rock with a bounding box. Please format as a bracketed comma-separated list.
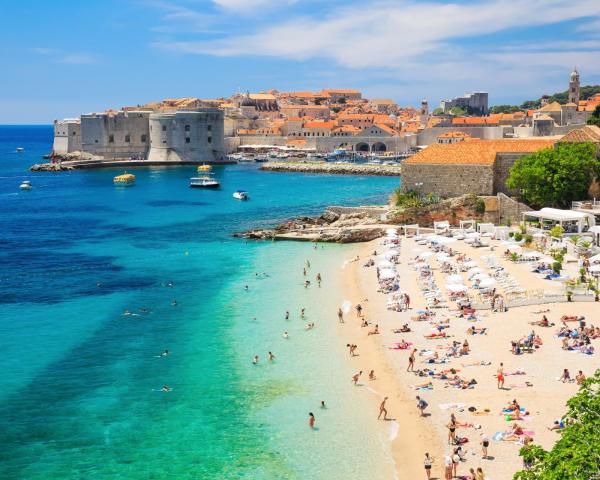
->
[29, 163, 74, 172]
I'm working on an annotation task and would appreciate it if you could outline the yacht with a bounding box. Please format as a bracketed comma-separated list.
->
[16, 147, 24, 153]
[114, 173, 136, 186]
[19, 180, 31, 190]
[233, 190, 249, 200]
[189, 176, 220, 188]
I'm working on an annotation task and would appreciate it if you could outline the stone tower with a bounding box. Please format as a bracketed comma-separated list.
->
[420, 99, 429, 116]
[568, 67, 580, 104]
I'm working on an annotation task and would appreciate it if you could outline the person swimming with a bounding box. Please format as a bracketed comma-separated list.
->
[159, 350, 169, 357]
[283, 331, 289, 339]
[320, 400, 326, 409]
[252, 355, 259, 365]
[268, 351, 275, 361]
[161, 385, 171, 392]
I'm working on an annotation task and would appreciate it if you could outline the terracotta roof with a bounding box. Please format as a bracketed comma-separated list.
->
[333, 125, 361, 132]
[303, 120, 336, 129]
[404, 139, 556, 166]
[451, 117, 499, 125]
[321, 89, 361, 94]
[559, 125, 600, 143]
[538, 101, 562, 112]
[369, 98, 396, 105]
[437, 131, 471, 139]
[248, 93, 276, 100]
[279, 92, 316, 98]
[286, 117, 304, 122]
[372, 123, 398, 135]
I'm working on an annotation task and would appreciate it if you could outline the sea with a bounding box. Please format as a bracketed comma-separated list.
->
[0, 125, 399, 480]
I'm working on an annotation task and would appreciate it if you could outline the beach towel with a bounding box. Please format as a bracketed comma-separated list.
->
[492, 432, 505, 441]
[438, 402, 465, 410]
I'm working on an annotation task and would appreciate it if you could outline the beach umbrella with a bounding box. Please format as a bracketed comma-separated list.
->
[386, 228, 398, 235]
[438, 237, 457, 245]
[446, 284, 467, 292]
[589, 265, 600, 273]
[465, 232, 480, 239]
[419, 252, 434, 259]
[414, 262, 429, 269]
[446, 274, 464, 284]
[472, 273, 491, 281]
[505, 244, 523, 252]
[589, 254, 600, 264]
[467, 267, 484, 276]
[384, 251, 398, 260]
[522, 251, 541, 259]
[436, 252, 450, 260]
[479, 278, 496, 288]
[464, 260, 478, 268]
[378, 260, 394, 268]
[379, 269, 396, 280]
[341, 300, 352, 314]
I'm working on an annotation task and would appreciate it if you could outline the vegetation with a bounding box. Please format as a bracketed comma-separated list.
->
[549, 225, 565, 239]
[587, 105, 600, 127]
[491, 85, 600, 113]
[514, 232, 523, 242]
[514, 369, 600, 480]
[432, 107, 444, 116]
[507, 143, 600, 208]
[394, 189, 440, 208]
[475, 197, 486, 214]
[524, 234, 533, 245]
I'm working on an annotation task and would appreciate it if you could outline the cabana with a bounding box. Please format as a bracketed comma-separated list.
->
[434, 221, 450, 235]
[477, 223, 495, 235]
[401, 224, 420, 237]
[459, 220, 476, 232]
[494, 226, 510, 241]
[522, 208, 595, 234]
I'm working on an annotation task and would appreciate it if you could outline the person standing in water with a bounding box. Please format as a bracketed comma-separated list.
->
[308, 412, 315, 429]
[338, 308, 344, 323]
[268, 351, 275, 362]
[301, 308, 305, 318]
[378, 397, 388, 420]
[352, 371, 362, 385]
[252, 355, 259, 365]
[316, 273, 321, 286]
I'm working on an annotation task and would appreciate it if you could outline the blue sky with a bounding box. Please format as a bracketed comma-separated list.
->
[1, 0, 600, 123]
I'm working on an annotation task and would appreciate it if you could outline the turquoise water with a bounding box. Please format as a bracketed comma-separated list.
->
[0, 126, 399, 479]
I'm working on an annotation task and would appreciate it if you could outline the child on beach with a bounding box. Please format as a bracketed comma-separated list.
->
[416, 396, 428, 416]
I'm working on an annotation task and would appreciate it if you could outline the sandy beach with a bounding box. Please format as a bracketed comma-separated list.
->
[337, 234, 598, 479]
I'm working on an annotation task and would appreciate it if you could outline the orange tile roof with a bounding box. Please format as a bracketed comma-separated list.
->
[286, 117, 304, 122]
[333, 125, 361, 132]
[303, 120, 336, 129]
[559, 125, 600, 143]
[451, 117, 499, 125]
[321, 89, 360, 94]
[404, 139, 556, 166]
[538, 101, 562, 113]
[373, 123, 398, 135]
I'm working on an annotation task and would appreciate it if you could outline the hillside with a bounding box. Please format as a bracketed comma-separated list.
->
[490, 85, 600, 114]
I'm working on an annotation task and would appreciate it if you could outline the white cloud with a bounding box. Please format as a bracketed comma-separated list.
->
[212, 0, 298, 13]
[58, 53, 96, 64]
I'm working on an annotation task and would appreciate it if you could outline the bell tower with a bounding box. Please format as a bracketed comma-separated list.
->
[568, 67, 580, 104]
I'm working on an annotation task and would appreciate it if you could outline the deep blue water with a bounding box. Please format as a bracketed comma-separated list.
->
[0, 126, 399, 479]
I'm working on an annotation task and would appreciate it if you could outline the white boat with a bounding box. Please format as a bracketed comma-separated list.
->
[255, 154, 268, 162]
[16, 147, 25, 153]
[189, 176, 220, 188]
[19, 180, 31, 190]
[233, 190, 249, 200]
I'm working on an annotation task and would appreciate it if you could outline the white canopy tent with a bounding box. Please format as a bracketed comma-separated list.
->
[523, 208, 595, 234]
[401, 224, 420, 237]
[494, 226, 510, 241]
[477, 223, 495, 234]
[459, 220, 476, 232]
[434, 221, 450, 234]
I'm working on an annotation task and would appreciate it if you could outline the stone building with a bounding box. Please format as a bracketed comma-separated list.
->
[440, 92, 488, 115]
[400, 139, 556, 197]
[569, 67, 580, 104]
[53, 118, 81, 154]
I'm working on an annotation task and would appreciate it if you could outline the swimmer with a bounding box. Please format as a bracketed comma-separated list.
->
[316, 273, 321, 286]
[123, 309, 131, 316]
[161, 385, 172, 392]
[268, 351, 275, 362]
[244, 285, 249, 291]
[304, 280, 310, 288]
[171, 299, 177, 306]
[303, 268, 307, 276]
[306, 323, 315, 330]
[252, 317, 257, 321]
[306, 260, 311, 268]
[283, 331, 289, 339]
[159, 349, 170, 357]
[308, 412, 315, 429]
[285, 311, 290, 320]
[301, 308, 306, 318]
[320, 400, 326, 409]
[252, 355, 259, 365]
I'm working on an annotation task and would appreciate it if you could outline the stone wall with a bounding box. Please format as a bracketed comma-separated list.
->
[493, 153, 522, 195]
[325, 205, 389, 220]
[417, 126, 504, 146]
[53, 120, 81, 154]
[315, 135, 417, 153]
[497, 193, 530, 225]
[400, 163, 494, 197]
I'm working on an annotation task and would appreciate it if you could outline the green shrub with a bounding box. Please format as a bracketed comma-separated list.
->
[474, 198, 485, 214]
[514, 232, 523, 242]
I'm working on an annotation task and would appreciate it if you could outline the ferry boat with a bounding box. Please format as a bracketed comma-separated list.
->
[114, 173, 136, 186]
[197, 164, 212, 172]
[233, 190, 249, 200]
[189, 176, 220, 188]
[19, 180, 31, 190]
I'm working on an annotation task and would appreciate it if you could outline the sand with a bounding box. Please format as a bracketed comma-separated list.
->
[337, 235, 599, 479]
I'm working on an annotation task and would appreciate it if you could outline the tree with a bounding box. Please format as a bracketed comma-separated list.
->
[507, 142, 600, 208]
[587, 105, 600, 127]
[432, 107, 444, 115]
[514, 369, 600, 480]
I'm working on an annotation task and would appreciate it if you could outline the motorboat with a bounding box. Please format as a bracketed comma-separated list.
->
[197, 164, 212, 172]
[190, 176, 220, 188]
[19, 180, 31, 190]
[16, 147, 24, 153]
[114, 173, 136, 186]
[255, 154, 268, 162]
[233, 190, 249, 200]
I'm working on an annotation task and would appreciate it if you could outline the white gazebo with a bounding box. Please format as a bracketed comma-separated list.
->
[523, 208, 595, 234]
[401, 224, 420, 237]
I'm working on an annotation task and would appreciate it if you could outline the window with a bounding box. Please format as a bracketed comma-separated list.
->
[184, 125, 190, 131]
[162, 125, 166, 132]
[185, 137, 190, 143]
[162, 140, 167, 144]
[141, 134, 147, 143]
[207, 125, 212, 131]
[125, 134, 130, 143]
[109, 134, 114, 143]
[72, 131, 76, 135]
[207, 136, 212, 144]
[94, 139, 98, 143]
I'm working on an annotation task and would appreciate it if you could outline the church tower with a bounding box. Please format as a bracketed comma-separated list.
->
[568, 67, 580, 104]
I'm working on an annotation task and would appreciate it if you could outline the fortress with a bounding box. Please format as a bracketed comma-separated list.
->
[53, 107, 225, 164]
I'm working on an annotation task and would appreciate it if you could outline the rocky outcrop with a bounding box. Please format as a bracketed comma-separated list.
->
[388, 194, 485, 226]
[30, 163, 74, 172]
[261, 161, 401, 176]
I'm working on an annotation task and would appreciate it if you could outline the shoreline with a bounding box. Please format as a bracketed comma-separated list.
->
[261, 161, 402, 176]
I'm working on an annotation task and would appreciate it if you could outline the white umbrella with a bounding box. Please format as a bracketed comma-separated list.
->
[464, 260, 478, 268]
[419, 251, 434, 259]
[446, 284, 467, 292]
[522, 251, 541, 259]
[414, 262, 429, 269]
[479, 278, 496, 288]
[589, 254, 600, 263]
[386, 228, 398, 235]
[472, 273, 491, 281]
[384, 251, 398, 260]
[438, 237, 457, 245]
[378, 260, 394, 268]
[465, 232, 480, 239]
[446, 274, 463, 284]
[436, 252, 450, 260]
[589, 265, 600, 273]
[379, 269, 396, 280]
[467, 267, 484, 276]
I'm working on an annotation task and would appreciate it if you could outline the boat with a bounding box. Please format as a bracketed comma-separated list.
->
[189, 176, 220, 188]
[255, 154, 268, 162]
[114, 173, 136, 186]
[233, 190, 249, 200]
[197, 164, 212, 172]
[19, 180, 31, 190]
[16, 147, 24, 153]
[237, 156, 255, 163]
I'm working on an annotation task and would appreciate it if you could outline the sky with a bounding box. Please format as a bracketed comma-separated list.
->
[1, 0, 600, 123]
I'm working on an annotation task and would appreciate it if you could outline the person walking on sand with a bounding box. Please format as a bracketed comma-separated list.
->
[423, 452, 434, 479]
[352, 371, 362, 385]
[316, 273, 321, 286]
[447, 415, 457, 445]
[338, 308, 344, 323]
[404, 293, 410, 309]
[407, 349, 417, 372]
[481, 432, 490, 459]
[497, 362, 505, 389]
[356, 304, 362, 318]
[308, 412, 315, 429]
[416, 395, 428, 416]
[378, 397, 388, 420]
